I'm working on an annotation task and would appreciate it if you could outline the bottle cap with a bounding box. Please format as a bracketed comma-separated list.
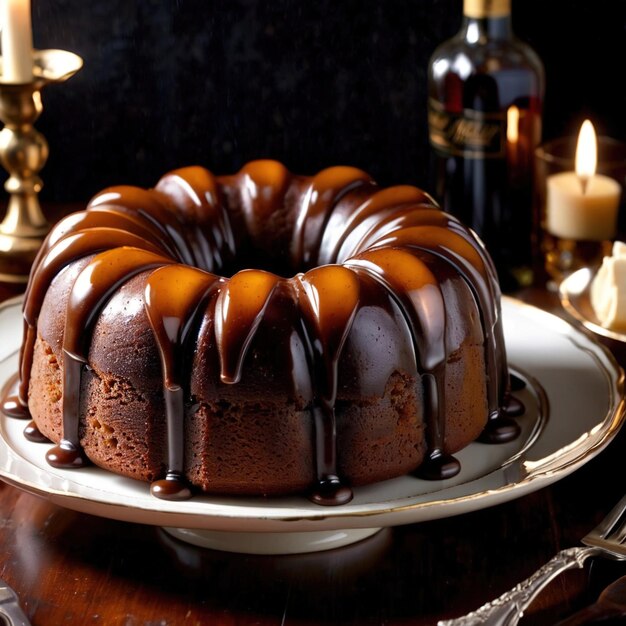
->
[463, 0, 511, 18]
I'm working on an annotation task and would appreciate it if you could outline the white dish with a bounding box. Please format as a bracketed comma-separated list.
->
[559, 267, 626, 343]
[0, 296, 624, 554]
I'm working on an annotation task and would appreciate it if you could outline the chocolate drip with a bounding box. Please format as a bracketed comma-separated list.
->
[62, 248, 173, 357]
[347, 203, 521, 438]
[215, 269, 280, 384]
[24, 207, 176, 324]
[298, 266, 361, 505]
[481, 379, 525, 442]
[46, 354, 87, 469]
[150, 472, 192, 500]
[1, 372, 29, 418]
[46, 436, 86, 468]
[48, 248, 174, 469]
[144, 264, 221, 500]
[347, 249, 459, 478]
[13, 323, 35, 411]
[478, 416, 521, 444]
[503, 394, 525, 417]
[26, 230, 164, 328]
[1, 395, 29, 419]
[342, 203, 512, 414]
[149, 386, 192, 501]
[417, 453, 461, 480]
[415, 370, 459, 478]
[348, 249, 446, 370]
[24, 420, 49, 443]
[17, 230, 168, 409]
[23, 208, 179, 345]
[367, 226, 502, 421]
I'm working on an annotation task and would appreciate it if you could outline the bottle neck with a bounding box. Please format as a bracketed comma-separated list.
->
[461, 0, 513, 41]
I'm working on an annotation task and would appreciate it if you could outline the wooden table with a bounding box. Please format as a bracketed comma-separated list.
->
[1, 243, 625, 625]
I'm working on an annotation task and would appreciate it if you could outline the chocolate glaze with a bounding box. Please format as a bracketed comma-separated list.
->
[150, 474, 192, 501]
[47, 248, 176, 468]
[2, 395, 28, 419]
[144, 265, 222, 493]
[503, 395, 525, 418]
[346, 247, 454, 476]
[1, 373, 28, 419]
[345, 205, 522, 443]
[416, 453, 461, 481]
[297, 265, 361, 504]
[216, 269, 281, 384]
[3, 159, 521, 503]
[154, 167, 236, 272]
[478, 416, 521, 444]
[292, 166, 372, 268]
[23, 420, 49, 443]
[46, 438, 87, 469]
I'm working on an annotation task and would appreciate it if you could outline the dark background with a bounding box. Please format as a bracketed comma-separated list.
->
[22, 0, 626, 203]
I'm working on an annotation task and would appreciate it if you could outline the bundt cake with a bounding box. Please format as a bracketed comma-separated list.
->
[2, 160, 521, 505]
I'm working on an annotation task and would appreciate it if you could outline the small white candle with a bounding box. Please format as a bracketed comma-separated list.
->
[1, 0, 33, 83]
[546, 120, 621, 241]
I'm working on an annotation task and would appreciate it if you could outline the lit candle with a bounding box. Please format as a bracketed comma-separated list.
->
[546, 120, 621, 241]
[0, 0, 33, 83]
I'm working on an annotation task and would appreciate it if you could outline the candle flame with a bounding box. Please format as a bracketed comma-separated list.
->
[575, 119, 597, 180]
[506, 105, 519, 143]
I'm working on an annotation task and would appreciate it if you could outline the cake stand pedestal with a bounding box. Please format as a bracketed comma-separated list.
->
[163, 526, 382, 555]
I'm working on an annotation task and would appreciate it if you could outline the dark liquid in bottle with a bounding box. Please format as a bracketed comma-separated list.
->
[428, 17, 543, 291]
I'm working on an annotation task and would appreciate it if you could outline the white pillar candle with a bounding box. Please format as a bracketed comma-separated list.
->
[546, 120, 622, 241]
[546, 172, 621, 240]
[1, 0, 33, 83]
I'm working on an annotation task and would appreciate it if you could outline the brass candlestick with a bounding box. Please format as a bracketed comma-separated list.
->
[0, 48, 82, 283]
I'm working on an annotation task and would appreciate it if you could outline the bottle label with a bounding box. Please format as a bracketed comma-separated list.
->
[428, 99, 507, 159]
[463, 0, 511, 18]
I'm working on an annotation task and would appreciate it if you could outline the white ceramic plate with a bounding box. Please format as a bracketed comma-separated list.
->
[559, 267, 626, 343]
[0, 296, 624, 554]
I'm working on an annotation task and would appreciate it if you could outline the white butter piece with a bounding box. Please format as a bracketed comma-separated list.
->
[590, 242, 626, 329]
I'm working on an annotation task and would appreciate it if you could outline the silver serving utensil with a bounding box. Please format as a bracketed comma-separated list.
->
[438, 495, 626, 626]
[0, 578, 31, 626]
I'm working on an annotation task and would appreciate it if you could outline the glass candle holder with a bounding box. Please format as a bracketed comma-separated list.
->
[534, 136, 626, 289]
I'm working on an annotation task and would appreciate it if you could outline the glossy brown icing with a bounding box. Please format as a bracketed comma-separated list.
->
[2, 159, 520, 504]
[145, 264, 222, 499]
[297, 265, 361, 505]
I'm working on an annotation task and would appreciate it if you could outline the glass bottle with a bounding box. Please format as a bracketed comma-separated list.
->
[427, 0, 544, 291]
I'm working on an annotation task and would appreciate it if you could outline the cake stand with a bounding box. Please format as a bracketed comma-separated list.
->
[0, 297, 624, 554]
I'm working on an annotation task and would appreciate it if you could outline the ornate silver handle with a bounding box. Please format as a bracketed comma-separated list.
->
[438, 546, 601, 626]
